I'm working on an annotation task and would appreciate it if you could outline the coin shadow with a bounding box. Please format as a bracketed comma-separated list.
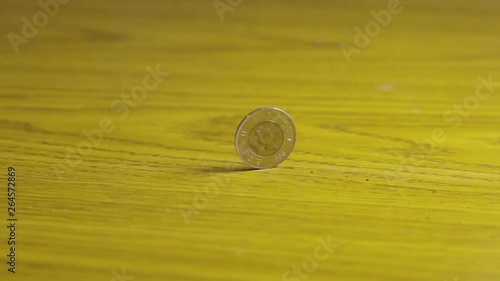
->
[196, 164, 256, 174]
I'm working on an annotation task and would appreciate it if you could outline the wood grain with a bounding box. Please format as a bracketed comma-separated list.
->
[0, 0, 499, 280]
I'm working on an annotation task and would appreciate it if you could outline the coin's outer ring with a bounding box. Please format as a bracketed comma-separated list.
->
[235, 107, 296, 169]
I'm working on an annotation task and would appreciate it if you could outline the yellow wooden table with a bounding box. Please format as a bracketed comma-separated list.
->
[1, 0, 499, 280]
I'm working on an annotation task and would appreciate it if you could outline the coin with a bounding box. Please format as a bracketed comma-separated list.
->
[235, 107, 296, 169]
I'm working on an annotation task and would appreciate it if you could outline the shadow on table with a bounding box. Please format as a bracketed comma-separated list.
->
[195, 164, 256, 173]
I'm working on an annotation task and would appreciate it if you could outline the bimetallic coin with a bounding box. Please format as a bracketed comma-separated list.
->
[235, 107, 296, 169]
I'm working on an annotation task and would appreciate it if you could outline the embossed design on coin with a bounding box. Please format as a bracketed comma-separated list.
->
[249, 121, 284, 156]
[235, 107, 296, 169]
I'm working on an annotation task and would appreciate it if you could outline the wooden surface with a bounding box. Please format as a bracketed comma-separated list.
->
[1, 0, 499, 280]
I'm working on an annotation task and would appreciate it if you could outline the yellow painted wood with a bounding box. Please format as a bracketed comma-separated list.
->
[0, 0, 499, 280]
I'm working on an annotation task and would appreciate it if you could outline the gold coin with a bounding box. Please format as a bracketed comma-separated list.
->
[235, 107, 296, 169]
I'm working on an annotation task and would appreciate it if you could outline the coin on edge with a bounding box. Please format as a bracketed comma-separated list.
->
[235, 107, 296, 169]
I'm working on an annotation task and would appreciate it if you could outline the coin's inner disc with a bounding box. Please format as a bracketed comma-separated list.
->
[248, 121, 284, 156]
